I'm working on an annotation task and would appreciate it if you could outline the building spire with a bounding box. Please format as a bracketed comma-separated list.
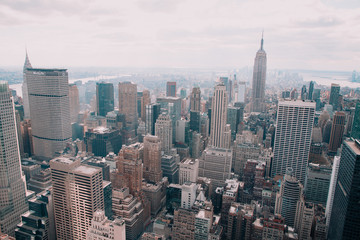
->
[24, 48, 32, 71]
[260, 30, 264, 50]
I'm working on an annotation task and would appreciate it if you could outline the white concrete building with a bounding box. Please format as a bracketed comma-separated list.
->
[181, 182, 197, 209]
[87, 210, 126, 240]
[179, 158, 199, 184]
[271, 100, 315, 183]
[155, 114, 172, 154]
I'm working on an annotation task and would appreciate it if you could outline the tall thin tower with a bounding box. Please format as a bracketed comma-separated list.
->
[22, 51, 32, 119]
[0, 81, 28, 236]
[251, 33, 267, 112]
[210, 83, 228, 148]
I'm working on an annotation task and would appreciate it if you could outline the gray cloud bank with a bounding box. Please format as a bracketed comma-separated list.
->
[0, 0, 359, 71]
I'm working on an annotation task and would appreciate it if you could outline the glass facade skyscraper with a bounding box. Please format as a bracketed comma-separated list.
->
[328, 139, 360, 239]
[96, 82, 114, 117]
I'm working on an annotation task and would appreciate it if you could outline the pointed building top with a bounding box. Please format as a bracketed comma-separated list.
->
[24, 49, 32, 71]
[260, 30, 264, 50]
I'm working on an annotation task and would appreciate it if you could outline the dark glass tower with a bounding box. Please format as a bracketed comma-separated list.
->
[96, 82, 114, 117]
[351, 102, 360, 139]
[328, 139, 360, 239]
[329, 83, 340, 111]
[308, 81, 314, 100]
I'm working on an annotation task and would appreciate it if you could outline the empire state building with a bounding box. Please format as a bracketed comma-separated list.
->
[251, 34, 267, 112]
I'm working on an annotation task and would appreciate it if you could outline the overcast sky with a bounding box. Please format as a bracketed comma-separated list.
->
[1, 0, 360, 71]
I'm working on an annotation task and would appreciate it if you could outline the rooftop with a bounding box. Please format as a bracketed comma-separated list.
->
[73, 165, 101, 176]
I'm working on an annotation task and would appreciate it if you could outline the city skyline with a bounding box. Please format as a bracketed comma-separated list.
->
[1, 0, 360, 71]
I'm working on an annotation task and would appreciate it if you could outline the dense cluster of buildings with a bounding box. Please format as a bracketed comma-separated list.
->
[0, 36, 360, 240]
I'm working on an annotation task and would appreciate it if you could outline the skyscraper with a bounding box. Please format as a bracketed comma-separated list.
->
[328, 139, 360, 239]
[328, 111, 346, 153]
[118, 82, 137, 127]
[190, 87, 201, 112]
[329, 83, 340, 111]
[271, 100, 315, 183]
[112, 143, 143, 196]
[198, 147, 232, 189]
[166, 81, 176, 97]
[155, 114, 172, 154]
[50, 156, 104, 240]
[96, 82, 114, 117]
[351, 102, 360, 139]
[251, 34, 267, 112]
[15, 190, 55, 240]
[209, 84, 228, 149]
[143, 135, 163, 183]
[301, 85, 307, 100]
[275, 168, 303, 227]
[308, 81, 314, 100]
[69, 84, 80, 123]
[190, 87, 201, 133]
[145, 103, 161, 135]
[141, 90, 150, 122]
[0, 81, 28, 236]
[26, 67, 71, 159]
[22, 52, 32, 119]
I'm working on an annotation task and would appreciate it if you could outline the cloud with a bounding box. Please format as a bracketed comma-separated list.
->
[0, 0, 360, 71]
[296, 16, 343, 28]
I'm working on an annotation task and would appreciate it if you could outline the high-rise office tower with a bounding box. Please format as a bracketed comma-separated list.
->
[26, 68, 71, 159]
[50, 156, 104, 240]
[227, 106, 241, 140]
[156, 96, 181, 142]
[15, 190, 55, 240]
[301, 85, 307, 100]
[143, 135, 163, 183]
[294, 199, 314, 240]
[209, 84, 228, 148]
[325, 155, 340, 229]
[237, 81, 246, 103]
[0, 81, 28, 236]
[190, 87, 201, 112]
[308, 81, 314, 100]
[329, 83, 340, 111]
[198, 147, 232, 189]
[113, 143, 143, 196]
[118, 82, 137, 126]
[275, 168, 303, 227]
[328, 111, 346, 153]
[271, 100, 315, 183]
[251, 34, 267, 112]
[328, 140, 360, 239]
[141, 90, 150, 122]
[155, 114, 172, 154]
[96, 82, 114, 117]
[69, 84, 80, 123]
[190, 87, 201, 133]
[145, 103, 161, 135]
[304, 163, 331, 205]
[22, 52, 32, 119]
[351, 102, 360, 139]
[166, 81, 176, 97]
